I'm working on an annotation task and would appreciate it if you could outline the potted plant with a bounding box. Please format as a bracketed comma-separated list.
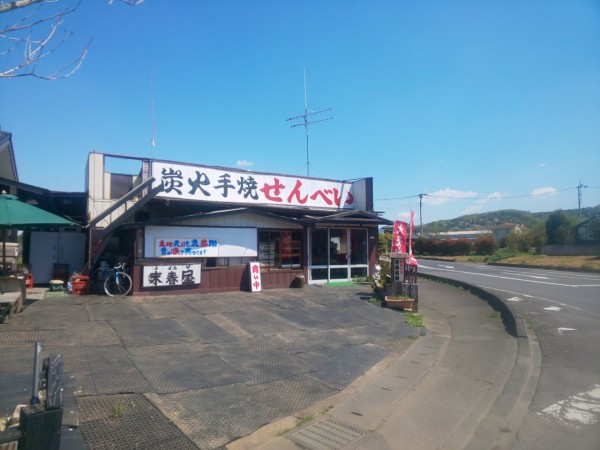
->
[384, 294, 414, 310]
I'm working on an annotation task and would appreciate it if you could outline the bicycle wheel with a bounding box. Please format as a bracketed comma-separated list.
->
[104, 271, 133, 297]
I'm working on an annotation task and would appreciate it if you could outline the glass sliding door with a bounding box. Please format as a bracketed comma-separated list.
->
[310, 228, 329, 281]
[309, 228, 369, 283]
[350, 228, 368, 279]
[329, 228, 349, 280]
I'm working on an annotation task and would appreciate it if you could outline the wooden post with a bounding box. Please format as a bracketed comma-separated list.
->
[45, 355, 63, 410]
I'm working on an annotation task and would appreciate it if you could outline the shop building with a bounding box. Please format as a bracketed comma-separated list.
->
[86, 152, 392, 295]
[1, 131, 87, 283]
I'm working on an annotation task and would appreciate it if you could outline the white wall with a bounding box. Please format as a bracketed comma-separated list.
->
[30, 231, 86, 283]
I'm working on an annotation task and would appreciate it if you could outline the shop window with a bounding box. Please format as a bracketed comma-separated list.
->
[229, 257, 254, 265]
[203, 257, 253, 267]
[258, 230, 302, 269]
[206, 258, 217, 267]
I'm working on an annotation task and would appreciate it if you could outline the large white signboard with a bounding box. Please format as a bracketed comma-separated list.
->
[151, 161, 368, 210]
[145, 226, 257, 258]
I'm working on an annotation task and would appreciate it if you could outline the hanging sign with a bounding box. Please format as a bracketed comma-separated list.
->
[249, 261, 262, 292]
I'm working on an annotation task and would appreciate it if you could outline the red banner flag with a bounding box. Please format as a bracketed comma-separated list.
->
[408, 211, 418, 266]
[391, 220, 408, 253]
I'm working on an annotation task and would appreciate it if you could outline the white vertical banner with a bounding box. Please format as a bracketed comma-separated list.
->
[249, 262, 262, 292]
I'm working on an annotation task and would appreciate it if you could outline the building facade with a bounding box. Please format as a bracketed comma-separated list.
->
[86, 152, 391, 295]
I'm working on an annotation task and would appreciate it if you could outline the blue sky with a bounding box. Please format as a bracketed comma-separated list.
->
[1, 0, 599, 224]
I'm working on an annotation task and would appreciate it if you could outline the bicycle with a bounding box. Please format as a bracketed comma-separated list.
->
[103, 262, 132, 297]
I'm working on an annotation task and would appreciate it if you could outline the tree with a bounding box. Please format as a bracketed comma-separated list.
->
[378, 230, 392, 256]
[506, 228, 536, 253]
[530, 220, 547, 249]
[545, 210, 577, 245]
[0, 0, 143, 80]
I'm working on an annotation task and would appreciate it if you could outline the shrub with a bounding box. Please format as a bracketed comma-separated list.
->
[474, 235, 497, 255]
[453, 238, 473, 256]
[413, 237, 472, 256]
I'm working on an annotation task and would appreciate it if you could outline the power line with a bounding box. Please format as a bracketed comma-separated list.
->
[376, 186, 578, 202]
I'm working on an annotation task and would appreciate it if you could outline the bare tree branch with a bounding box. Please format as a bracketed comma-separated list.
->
[0, 1, 48, 15]
[106, 0, 144, 5]
[0, 0, 143, 80]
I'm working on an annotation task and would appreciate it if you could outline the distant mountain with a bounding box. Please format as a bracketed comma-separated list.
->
[424, 205, 600, 233]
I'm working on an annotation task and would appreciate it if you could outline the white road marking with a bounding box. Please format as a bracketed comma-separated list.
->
[501, 271, 550, 280]
[557, 327, 577, 335]
[473, 286, 600, 319]
[507, 297, 522, 302]
[538, 385, 600, 427]
[420, 264, 600, 288]
[544, 306, 562, 311]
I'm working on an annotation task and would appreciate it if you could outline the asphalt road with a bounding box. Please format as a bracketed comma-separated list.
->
[419, 259, 600, 450]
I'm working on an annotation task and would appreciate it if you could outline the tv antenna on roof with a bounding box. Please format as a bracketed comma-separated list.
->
[149, 67, 156, 156]
[286, 67, 332, 177]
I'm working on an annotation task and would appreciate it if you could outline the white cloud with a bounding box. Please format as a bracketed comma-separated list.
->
[395, 211, 412, 220]
[462, 204, 483, 214]
[476, 191, 503, 205]
[536, 163, 548, 169]
[531, 187, 557, 198]
[236, 159, 254, 167]
[423, 188, 478, 206]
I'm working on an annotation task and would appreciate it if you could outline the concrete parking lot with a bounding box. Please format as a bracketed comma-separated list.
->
[0, 283, 422, 449]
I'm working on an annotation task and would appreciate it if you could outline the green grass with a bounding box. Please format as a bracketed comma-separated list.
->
[326, 281, 358, 287]
[110, 402, 128, 420]
[405, 312, 424, 328]
[484, 248, 520, 263]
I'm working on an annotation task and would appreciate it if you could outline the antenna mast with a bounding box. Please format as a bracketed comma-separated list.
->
[149, 67, 156, 156]
[286, 67, 332, 176]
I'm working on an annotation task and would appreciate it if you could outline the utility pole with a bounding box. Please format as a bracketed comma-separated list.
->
[418, 193, 428, 236]
[577, 181, 588, 218]
[286, 67, 332, 177]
